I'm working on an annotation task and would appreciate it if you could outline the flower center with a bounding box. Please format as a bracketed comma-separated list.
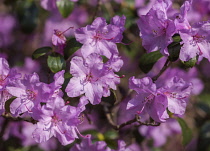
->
[26, 89, 37, 100]
[144, 94, 155, 103]
[0, 75, 7, 86]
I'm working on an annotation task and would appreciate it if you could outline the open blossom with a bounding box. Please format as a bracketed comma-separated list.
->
[52, 29, 67, 47]
[0, 58, 21, 114]
[159, 76, 193, 115]
[174, 1, 191, 32]
[137, 0, 176, 55]
[46, 70, 65, 98]
[127, 76, 192, 122]
[179, 21, 210, 61]
[32, 96, 87, 145]
[75, 16, 125, 58]
[65, 53, 123, 105]
[127, 77, 168, 122]
[6, 73, 48, 117]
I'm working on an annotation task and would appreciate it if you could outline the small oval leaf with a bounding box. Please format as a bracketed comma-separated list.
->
[47, 53, 66, 73]
[139, 51, 163, 73]
[32, 47, 52, 59]
[56, 0, 74, 18]
[176, 117, 192, 146]
[64, 38, 82, 59]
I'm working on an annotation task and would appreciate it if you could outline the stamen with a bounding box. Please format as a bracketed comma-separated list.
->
[75, 127, 89, 138]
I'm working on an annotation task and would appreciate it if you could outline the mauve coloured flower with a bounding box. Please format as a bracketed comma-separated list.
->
[127, 76, 192, 122]
[52, 29, 67, 47]
[127, 76, 169, 122]
[137, 0, 176, 55]
[179, 21, 210, 61]
[7, 73, 48, 117]
[65, 53, 122, 105]
[0, 58, 21, 114]
[32, 96, 86, 145]
[75, 16, 125, 58]
[159, 76, 193, 116]
[174, 1, 192, 31]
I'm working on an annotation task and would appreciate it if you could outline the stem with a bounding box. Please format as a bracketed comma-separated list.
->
[104, 106, 160, 130]
[92, 0, 102, 21]
[1, 113, 37, 124]
[152, 58, 171, 82]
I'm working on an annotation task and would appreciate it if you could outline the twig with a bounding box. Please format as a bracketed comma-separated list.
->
[104, 105, 160, 130]
[92, 0, 102, 21]
[1, 113, 37, 124]
[152, 58, 171, 82]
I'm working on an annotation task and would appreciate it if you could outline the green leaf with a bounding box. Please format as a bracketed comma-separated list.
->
[168, 34, 182, 62]
[56, 0, 74, 18]
[176, 117, 192, 146]
[64, 38, 82, 59]
[47, 53, 66, 73]
[182, 56, 198, 68]
[32, 47, 52, 59]
[139, 51, 163, 73]
[5, 97, 17, 113]
[15, 0, 38, 33]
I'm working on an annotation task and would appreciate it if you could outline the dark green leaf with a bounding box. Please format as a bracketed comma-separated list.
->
[16, 0, 38, 33]
[168, 34, 182, 62]
[56, 0, 74, 18]
[139, 51, 163, 73]
[47, 53, 66, 73]
[5, 97, 16, 113]
[64, 38, 82, 59]
[176, 117, 192, 146]
[32, 47, 52, 59]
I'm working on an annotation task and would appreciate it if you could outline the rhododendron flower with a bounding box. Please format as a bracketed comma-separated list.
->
[65, 53, 122, 105]
[159, 76, 193, 115]
[7, 73, 48, 117]
[75, 16, 125, 58]
[127, 77, 169, 122]
[127, 76, 192, 122]
[32, 96, 87, 145]
[137, 0, 176, 55]
[179, 21, 210, 61]
[52, 29, 67, 47]
[0, 58, 21, 114]
[174, 1, 192, 31]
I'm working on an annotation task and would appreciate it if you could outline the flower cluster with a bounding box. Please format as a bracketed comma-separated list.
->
[138, 0, 210, 62]
[1, 0, 208, 150]
[127, 76, 192, 122]
[65, 16, 125, 105]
